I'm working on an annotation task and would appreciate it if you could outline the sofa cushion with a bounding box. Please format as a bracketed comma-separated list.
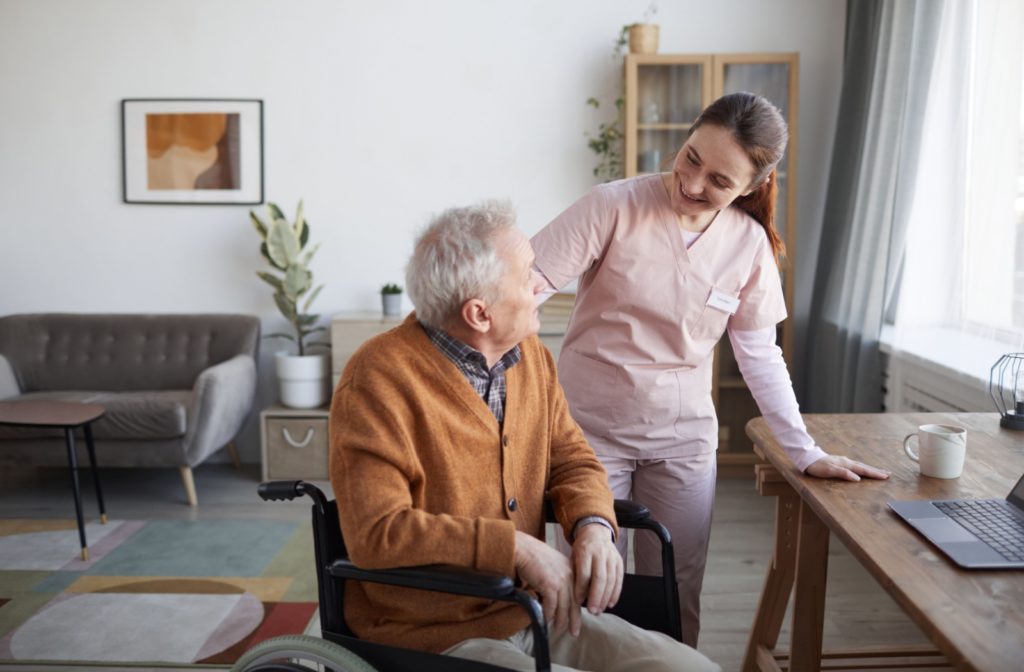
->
[0, 391, 191, 441]
[0, 314, 260, 393]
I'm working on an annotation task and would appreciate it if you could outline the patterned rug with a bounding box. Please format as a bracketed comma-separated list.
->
[0, 516, 318, 665]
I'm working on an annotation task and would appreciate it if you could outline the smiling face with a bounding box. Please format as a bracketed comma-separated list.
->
[667, 123, 758, 219]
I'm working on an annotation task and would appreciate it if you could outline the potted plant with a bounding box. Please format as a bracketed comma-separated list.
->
[585, 3, 660, 181]
[622, 2, 659, 54]
[381, 283, 403, 317]
[250, 200, 331, 409]
[585, 95, 624, 182]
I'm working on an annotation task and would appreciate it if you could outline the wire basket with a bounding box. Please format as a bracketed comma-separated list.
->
[989, 353, 1024, 430]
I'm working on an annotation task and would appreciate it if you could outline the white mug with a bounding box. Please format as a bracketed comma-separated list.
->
[903, 424, 967, 479]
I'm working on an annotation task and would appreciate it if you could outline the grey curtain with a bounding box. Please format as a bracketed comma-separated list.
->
[802, 0, 946, 412]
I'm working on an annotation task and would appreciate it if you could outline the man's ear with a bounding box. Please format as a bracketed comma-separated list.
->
[460, 298, 491, 334]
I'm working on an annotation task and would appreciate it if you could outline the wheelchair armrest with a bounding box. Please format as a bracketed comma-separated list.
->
[613, 499, 651, 527]
[329, 559, 553, 671]
[329, 559, 517, 600]
[543, 498, 651, 528]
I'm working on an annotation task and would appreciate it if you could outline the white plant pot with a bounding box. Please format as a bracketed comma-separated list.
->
[382, 293, 402, 317]
[275, 352, 330, 409]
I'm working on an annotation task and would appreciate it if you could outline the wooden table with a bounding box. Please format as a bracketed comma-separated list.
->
[742, 412, 1024, 672]
[0, 400, 107, 560]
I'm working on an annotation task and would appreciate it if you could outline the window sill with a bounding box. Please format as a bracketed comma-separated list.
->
[879, 324, 1013, 395]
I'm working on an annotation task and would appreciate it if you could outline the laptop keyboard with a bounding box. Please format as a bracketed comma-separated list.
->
[934, 500, 1024, 562]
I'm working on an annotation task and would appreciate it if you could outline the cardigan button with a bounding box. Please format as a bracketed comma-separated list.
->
[507, 498, 518, 511]
[502, 436, 509, 446]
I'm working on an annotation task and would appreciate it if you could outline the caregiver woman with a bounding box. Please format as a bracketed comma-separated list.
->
[530, 92, 889, 646]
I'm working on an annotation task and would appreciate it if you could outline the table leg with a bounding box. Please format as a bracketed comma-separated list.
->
[63, 428, 89, 561]
[82, 423, 107, 524]
[742, 481, 799, 671]
[789, 498, 829, 672]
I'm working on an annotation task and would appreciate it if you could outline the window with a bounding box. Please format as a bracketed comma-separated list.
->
[897, 0, 1024, 346]
[1015, 79, 1024, 326]
[961, 0, 1024, 338]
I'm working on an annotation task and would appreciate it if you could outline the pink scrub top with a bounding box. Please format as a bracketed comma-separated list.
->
[531, 175, 787, 459]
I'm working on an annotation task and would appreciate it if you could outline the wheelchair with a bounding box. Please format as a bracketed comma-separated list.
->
[233, 480, 682, 672]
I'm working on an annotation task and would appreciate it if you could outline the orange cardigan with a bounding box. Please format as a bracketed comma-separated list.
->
[329, 314, 617, 653]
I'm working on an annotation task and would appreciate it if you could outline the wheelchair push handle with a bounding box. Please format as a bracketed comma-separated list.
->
[258, 480, 305, 501]
[258, 480, 331, 517]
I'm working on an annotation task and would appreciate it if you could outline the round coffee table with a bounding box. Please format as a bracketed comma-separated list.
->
[0, 400, 107, 560]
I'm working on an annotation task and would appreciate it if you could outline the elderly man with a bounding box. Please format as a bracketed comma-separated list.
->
[329, 200, 719, 672]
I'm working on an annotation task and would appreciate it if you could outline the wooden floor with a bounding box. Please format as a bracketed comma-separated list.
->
[0, 465, 935, 672]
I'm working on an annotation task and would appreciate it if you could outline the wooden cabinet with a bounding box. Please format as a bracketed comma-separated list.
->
[260, 405, 330, 481]
[330, 312, 406, 387]
[259, 314, 405, 483]
[624, 52, 799, 470]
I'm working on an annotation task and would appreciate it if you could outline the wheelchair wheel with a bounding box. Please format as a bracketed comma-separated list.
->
[232, 634, 378, 672]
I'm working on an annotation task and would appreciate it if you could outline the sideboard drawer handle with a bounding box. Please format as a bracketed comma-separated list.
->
[282, 427, 315, 448]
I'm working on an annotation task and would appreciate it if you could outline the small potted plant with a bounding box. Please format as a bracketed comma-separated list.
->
[623, 2, 659, 54]
[251, 200, 331, 409]
[381, 283, 403, 317]
[585, 4, 659, 182]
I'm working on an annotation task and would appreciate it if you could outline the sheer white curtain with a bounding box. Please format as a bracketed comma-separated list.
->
[888, 0, 1024, 411]
[892, 1, 971, 331]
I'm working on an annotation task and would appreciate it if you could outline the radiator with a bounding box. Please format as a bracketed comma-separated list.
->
[881, 350, 992, 413]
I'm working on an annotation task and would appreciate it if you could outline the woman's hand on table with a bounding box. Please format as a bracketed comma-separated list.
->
[805, 455, 891, 482]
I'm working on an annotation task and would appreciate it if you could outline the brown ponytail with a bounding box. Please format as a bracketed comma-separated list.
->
[690, 92, 789, 265]
[733, 168, 786, 264]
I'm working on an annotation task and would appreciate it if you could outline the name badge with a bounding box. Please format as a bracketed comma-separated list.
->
[706, 289, 740, 315]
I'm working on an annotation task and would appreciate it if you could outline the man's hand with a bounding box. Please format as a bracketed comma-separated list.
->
[806, 455, 890, 482]
[514, 531, 581, 636]
[571, 523, 623, 616]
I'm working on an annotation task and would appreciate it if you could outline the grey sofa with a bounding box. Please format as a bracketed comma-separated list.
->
[0, 313, 259, 505]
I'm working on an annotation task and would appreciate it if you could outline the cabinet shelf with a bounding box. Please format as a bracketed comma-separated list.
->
[716, 452, 761, 466]
[718, 376, 747, 390]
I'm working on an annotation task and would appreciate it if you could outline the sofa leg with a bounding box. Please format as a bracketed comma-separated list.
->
[179, 467, 198, 507]
[226, 442, 242, 470]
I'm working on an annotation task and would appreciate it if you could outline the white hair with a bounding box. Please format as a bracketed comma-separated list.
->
[405, 199, 518, 329]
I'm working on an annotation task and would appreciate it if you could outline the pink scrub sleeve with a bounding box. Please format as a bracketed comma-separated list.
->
[728, 326, 829, 472]
[531, 186, 613, 289]
[728, 234, 787, 331]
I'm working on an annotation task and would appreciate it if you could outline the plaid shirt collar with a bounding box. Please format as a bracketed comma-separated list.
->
[421, 323, 521, 423]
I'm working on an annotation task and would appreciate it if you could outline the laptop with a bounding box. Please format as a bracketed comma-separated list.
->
[888, 472, 1024, 569]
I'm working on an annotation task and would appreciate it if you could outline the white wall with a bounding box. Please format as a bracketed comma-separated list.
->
[0, 0, 846, 462]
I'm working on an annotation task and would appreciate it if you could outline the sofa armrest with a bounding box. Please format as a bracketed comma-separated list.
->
[0, 354, 21, 400]
[183, 354, 257, 466]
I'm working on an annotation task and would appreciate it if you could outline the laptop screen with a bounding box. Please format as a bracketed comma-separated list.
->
[1008, 473, 1024, 509]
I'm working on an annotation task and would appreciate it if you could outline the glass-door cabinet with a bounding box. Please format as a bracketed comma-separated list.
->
[624, 55, 711, 177]
[624, 52, 800, 470]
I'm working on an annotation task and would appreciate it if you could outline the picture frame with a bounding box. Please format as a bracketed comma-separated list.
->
[121, 98, 263, 205]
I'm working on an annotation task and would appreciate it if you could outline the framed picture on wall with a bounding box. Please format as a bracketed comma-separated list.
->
[121, 98, 263, 204]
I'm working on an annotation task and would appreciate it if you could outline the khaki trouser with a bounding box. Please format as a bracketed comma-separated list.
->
[443, 610, 720, 672]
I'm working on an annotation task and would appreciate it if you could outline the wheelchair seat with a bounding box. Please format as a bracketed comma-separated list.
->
[233, 480, 681, 672]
